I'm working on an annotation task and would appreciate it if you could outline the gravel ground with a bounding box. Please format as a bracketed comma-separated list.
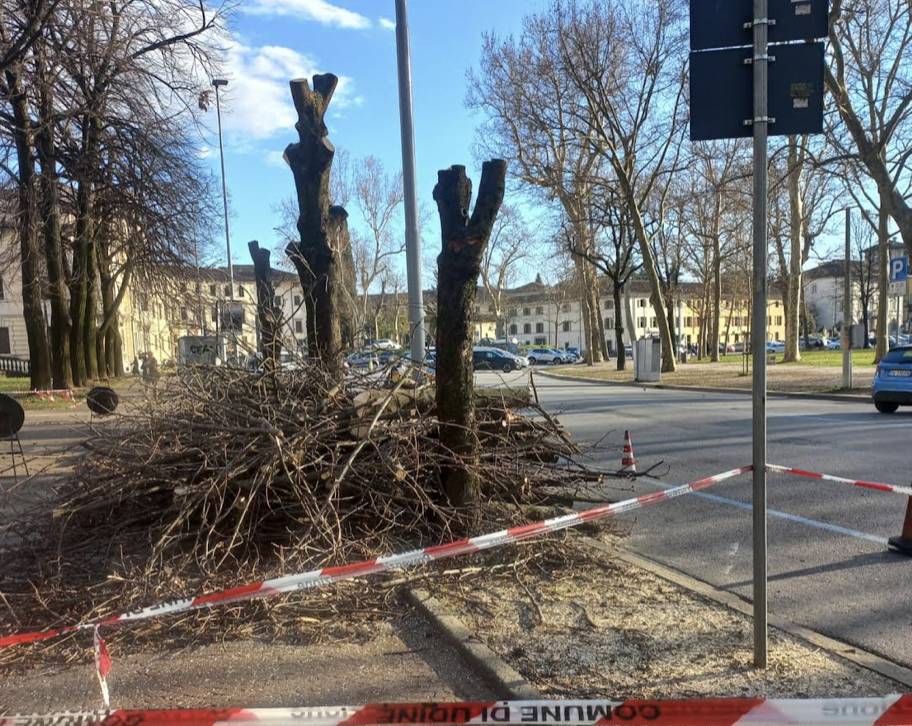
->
[548, 361, 874, 395]
[0, 609, 495, 712]
[432, 534, 902, 700]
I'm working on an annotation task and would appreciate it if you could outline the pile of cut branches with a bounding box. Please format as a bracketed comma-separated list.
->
[0, 364, 630, 663]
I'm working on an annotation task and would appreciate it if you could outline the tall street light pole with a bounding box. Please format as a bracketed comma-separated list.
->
[394, 0, 426, 363]
[213, 79, 236, 306]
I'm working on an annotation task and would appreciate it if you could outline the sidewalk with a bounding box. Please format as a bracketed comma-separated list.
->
[543, 360, 872, 402]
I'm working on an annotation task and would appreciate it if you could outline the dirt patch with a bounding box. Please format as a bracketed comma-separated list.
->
[431, 534, 901, 699]
[549, 362, 873, 396]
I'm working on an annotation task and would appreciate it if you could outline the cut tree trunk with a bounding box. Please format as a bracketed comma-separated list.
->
[783, 137, 804, 363]
[875, 193, 890, 363]
[613, 284, 626, 371]
[434, 160, 507, 508]
[249, 240, 283, 369]
[284, 74, 345, 382]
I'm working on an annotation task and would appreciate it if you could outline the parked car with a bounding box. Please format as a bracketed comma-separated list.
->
[345, 351, 379, 368]
[554, 348, 578, 363]
[473, 347, 522, 372]
[766, 340, 785, 353]
[526, 348, 566, 365]
[566, 346, 581, 358]
[872, 346, 912, 413]
[372, 339, 400, 351]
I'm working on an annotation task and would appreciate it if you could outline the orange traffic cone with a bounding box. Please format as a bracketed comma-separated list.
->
[621, 430, 637, 473]
[888, 495, 912, 556]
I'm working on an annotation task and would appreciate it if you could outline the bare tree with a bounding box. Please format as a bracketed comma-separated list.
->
[434, 161, 507, 508]
[468, 10, 608, 363]
[826, 0, 912, 255]
[556, 0, 688, 372]
[480, 205, 529, 338]
[352, 156, 404, 343]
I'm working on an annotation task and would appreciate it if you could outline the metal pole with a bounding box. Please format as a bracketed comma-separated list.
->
[213, 82, 235, 305]
[394, 0, 426, 364]
[750, 0, 769, 669]
[843, 209, 853, 389]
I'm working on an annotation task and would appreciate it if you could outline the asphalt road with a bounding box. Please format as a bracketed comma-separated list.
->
[476, 368, 912, 670]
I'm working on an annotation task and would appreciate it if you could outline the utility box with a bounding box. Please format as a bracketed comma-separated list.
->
[177, 336, 220, 366]
[635, 338, 661, 382]
[851, 324, 867, 350]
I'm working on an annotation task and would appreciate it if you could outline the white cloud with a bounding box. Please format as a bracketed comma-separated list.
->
[216, 39, 363, 142]
[247, 0, 371, 29]
[196, 146, 214, 160]
[378, 17, 395, 31]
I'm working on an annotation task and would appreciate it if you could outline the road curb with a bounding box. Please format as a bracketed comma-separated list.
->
[537, 370, 867, 404]
[404, 588, 541, 699]
[575, 536, 912, 689]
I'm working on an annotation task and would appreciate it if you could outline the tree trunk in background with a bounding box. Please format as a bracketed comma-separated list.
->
[667, 295, 678, 360]
[284, 74, 345, 381]
[69, 183, 90, 386]
[783, 137, 804, 363]
[875, 194, 890, 363]
[84, 222, 99, 381]
[711, 193, 722, 362]
[36, 59, 73, 390]
[6, 64, 52, 390]
[614, 284, 626, 370]
[434, 160, 506, 508]
[249, 240, 283, 369]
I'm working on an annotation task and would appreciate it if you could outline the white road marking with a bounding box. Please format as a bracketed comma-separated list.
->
[637, 475, 889, 546]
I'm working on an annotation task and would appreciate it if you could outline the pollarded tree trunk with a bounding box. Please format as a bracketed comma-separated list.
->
[284, 74, 345, 382]
[613, 283, 626, 371]
[875, 192, 890, 363]
[783, 137, 804, 363]
[249, 240, 283, 370]
[434, 160, 507, 508]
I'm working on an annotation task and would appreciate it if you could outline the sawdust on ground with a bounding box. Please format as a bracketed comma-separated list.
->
[432, 534, 901, 699]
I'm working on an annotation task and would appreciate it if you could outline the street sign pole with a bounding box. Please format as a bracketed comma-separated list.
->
[844, 209, 853, 390]
[750, 0, 769, 669]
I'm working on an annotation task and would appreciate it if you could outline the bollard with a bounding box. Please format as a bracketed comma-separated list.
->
[887, 493, 912, 556]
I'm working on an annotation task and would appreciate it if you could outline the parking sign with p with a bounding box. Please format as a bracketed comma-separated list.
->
[890, 256, 909, 283]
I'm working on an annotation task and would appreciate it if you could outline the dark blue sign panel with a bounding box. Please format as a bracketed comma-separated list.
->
[691, 0, 829, 51]
[690, 42, 824, 141]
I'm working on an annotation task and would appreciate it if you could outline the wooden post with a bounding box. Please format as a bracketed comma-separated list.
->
[248, 240, 282, 370]
[434, 161, 507, 507]
[284, 74, 345, 382]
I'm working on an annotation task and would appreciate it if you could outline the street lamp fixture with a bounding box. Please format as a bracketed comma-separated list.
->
[211, 77, 236, 356]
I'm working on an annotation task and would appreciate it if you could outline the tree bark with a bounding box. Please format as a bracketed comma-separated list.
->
[613, 283, 626, 370]
[35, 53, 72, 390]
[710, 192, 722, 362]
[249, 240, 283, 369]
[6, 65, 52, 390]
[434, 160, 507, 508]
[284, 74, 345, 381]
[783, 137, 804, 363]
[875, 193, 890, 363]
[84, 221, 100, 380]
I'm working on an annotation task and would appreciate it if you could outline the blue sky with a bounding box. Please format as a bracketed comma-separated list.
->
[203, 0, 549, 275]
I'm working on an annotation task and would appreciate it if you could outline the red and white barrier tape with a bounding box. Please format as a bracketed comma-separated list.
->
[769, 464, 912, 498]
[2, 696, 912, 726]
[0, 465, 753, 650]
[5, 389, 77, 400]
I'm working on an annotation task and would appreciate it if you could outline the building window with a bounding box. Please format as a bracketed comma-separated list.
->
[474, 306, 480, 314]
[274, 296, 281, 308]
[225, 285, 232, 296]
[509, 324, 517, 335]
[294, 295, 302, 307]
[211, 307, 218, 323]
[0, 276, 5, 300]
[767, 315, 772, 325]
[561, 303, 571, 312]
[605, 317, 614, 329]
[562, 321, 571, 332]
[685, 316, 694, 327]
[638, 317, 647, 328]
[650, 317, 657, 327]
[179, 282, 187, 293]
[735, 334, 740, 342]
[535, 322, 544, 334]
[523, 323, 532, 334]
[604, 299, 613, 309]
[508, 308, 517, 318]
[295, 320, 304, 334]
[180, 307, 188, 322]
[488, 304, 494, 313]
[209, 284, 217, 296]
[776, 316, 783, 326]
[638, 299, 647, 308]
[536, 306, 544, 315]
[535, 337, 547, 345]
[0, 327, 9, 355]
[194, 282, 201, 293]
[523, 307, 531, 316]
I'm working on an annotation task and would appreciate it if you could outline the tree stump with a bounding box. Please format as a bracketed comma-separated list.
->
[248, 240, 283, 369]
[434, 161, 507, 507]
[284, 74, 345, 382]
